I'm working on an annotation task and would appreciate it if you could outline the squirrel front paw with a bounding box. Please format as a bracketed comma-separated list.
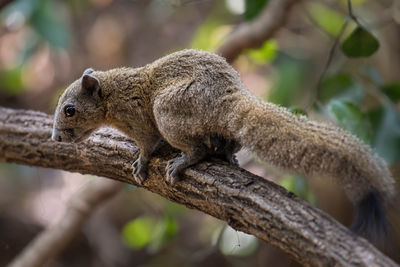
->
[166, 156, 186, 185]
[132, 158, 147, 184]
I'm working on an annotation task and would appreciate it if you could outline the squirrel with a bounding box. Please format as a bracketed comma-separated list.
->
[52, 49, 395, 244]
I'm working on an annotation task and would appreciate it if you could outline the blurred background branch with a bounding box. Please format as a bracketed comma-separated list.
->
[218, 0, 300, 63]
[7, 179, 122, 267]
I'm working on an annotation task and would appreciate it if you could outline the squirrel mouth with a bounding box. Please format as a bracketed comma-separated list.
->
[72, 128, 94, 143]
[52, 127, 94, 143]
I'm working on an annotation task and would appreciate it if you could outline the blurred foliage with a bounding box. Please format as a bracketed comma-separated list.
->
[122, 216, 154, 249]
[247, 39, 277, 64]
[322, 69, 400, 164]
[321, 69, 400, 164]
[280, 175, 316, 205]
[29, 0, 69, 48]
[190, 1, 231, 51]
[0, 0, 69, 95]
[308, 2, 345, 36]
[3, 0, 69, 48]
[0, 66, 24, 95]
[368, 106, 400, 164]
[122, 215, 178, 253]
[341, 26, 379, 58]
[381, 83, 400, 102]
[191, 22, 230, 52]
[244, 0, 269, 20]
[328, 100, 372, 143]
[267, 55, 306, 107]
[318, 73, 364, 104]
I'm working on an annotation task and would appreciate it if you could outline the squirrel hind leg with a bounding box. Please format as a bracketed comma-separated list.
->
[166, 144, 208, 185]
[208, 134, 241, 166]
[351, 190, 390, 249]
[165, 135, 241, 185]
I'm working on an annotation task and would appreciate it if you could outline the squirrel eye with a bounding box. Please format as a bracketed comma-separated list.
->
[64, 106, 75, 117]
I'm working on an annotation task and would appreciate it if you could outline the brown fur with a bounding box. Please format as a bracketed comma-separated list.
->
[52, 49, 395, 205]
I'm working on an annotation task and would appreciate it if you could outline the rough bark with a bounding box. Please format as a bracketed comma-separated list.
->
[0, 107, 397, 267]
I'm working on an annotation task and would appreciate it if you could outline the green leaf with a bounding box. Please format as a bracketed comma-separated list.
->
[319, 73, 364, 103]
[268, 56, 305, 107]
[148, 216, 178, 253]
[191, 20, 222, 51]
[122, 215, 178, 253]
[244, 0, 269, 20]
[29, 0, 69, 48]
[280, 175, 315, 204]
[307, 3, 345, 36]
[341, 27, 379, 58]
[0, 67, 25, 95]
[191, 1, 232, 51]
[368, 106, 400, 164]
[329, 100, 372, 143]
[122, 216, 155, 249]
[248, 39, 278, 64]
[280, 175, 295, 192]
[380, 83, 400, 102]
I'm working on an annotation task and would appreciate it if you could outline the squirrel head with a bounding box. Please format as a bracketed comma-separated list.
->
[52, 68, 105, 143]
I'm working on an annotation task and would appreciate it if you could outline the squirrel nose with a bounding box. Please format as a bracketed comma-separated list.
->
[51, 130, 62, 142]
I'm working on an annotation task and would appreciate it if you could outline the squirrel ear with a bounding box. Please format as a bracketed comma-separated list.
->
[83, 68, 94, 75]
[81, 74, 101, 97]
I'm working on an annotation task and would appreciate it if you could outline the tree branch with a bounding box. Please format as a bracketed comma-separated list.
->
[217, 0, 300, 63]
[0, 107, 397, 267]
[7, 179, 122, 267]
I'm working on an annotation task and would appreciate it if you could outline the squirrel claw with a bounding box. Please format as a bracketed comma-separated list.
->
[166, 157, 184, 185]
[132, 159, 147, 184]
[229, 155, 239, 166]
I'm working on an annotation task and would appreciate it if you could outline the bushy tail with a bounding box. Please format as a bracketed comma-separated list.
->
[351, 190, 390, 248]
[228, 96, 396, 244]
